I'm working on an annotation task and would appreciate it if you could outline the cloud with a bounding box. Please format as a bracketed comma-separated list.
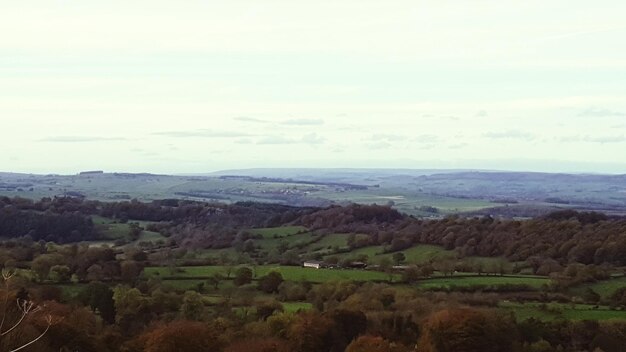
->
[301, 133, 326, 144]
[282, 118, 324, 126]
[483, 130, 535, 141]
[366, 141, 392, 150]
[413, 134, 441, 143]
[152, 129, 254, 138]
[39, 136, 127, 142]
[579, 107, 626, 117]
[256, 136, 296, 145]
[475, 110, 488, 117]
[234, 116, 269, 124]
[449, 143, 468, 149]
[256, 133, 326, 145]
[370, 134, 408, 142]
[560, 135, 626, 144]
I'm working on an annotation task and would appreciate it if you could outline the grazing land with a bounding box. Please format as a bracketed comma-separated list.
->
[2, 169, 625, 217]
[145, 265, 399, 283]
[2, 195, 626, 351]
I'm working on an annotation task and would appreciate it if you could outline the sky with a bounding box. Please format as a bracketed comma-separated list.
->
[1, 1, 625, 174]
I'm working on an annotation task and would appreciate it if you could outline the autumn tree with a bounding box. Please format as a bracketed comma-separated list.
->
[0, 271, 53, 352]
[135, 320, 223, 352]
[417, 308, 518, 352]
[346, 335, 406, 352]
[224, 338, 291, 352]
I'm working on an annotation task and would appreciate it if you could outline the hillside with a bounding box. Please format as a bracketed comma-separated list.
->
[2, 169, 625, 217]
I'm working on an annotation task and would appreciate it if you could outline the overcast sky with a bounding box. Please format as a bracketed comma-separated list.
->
[1, 1, 625, 174]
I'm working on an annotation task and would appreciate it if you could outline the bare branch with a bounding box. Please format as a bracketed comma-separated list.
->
[0, 270, 13, 332]
[1, 300, 39, 336]
[9, 315, 53, 352]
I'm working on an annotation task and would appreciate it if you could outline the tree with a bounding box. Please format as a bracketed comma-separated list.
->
[112, 286, 147, 325]
[31, 254, 64, 282]
[256, 300, 283, 320]
[128, 223, 143, 241]
[329, 309, 367, 350]
[120, 260, 143, 283]
[417, 308, 518, 352]
[207, 272, 224, 290]
[379, 257, 394, 282]
[287, 312, 335, 352]
[346, 335, 402, 352]
[76, 281, 116, 324]
[401, 266, 420, 283]
[49, 265, 71, 283]
[224, 338, 291, 352]
[137, 320, 223, 352]
[258, 271, 284, 293]
[234, 267, 253, 286]
[392, 252, 406, 266]
[180, 291, 205, 321]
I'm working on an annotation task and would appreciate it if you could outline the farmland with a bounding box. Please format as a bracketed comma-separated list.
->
[416, 275, 551, 290]
[570, 277, 626, 299]
[500, 302, 626, 321]
[3, 169, 626, 217]
[145, 265, 399, 283]
[2, 194, 626, 351]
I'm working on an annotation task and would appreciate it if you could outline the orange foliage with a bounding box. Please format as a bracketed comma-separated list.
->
[346, 335, 407, 352]
[417, 308, 517, 352]
[224, 338, 291, 352]
[136, 320, 223, 352]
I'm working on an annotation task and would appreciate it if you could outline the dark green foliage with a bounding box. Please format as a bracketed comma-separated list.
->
[234, 267, 253, 286]
[258, 271, 284, 293]
[77, 282, 116, 324]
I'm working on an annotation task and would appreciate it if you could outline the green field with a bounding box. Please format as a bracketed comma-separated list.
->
[248, 226, 308, 238]
[379, 245, 455, 264]
[326, 244, 455, 265]
[138, 230, 166, 242]
[500, 302, 626, 321]
[256, 232, 316, 251]
[570, 277, 626, 299]
[417, 275, 551, 290]
[145, 265, 398, 283]
[305, 234, 350, 254]
[283, 302, 313, 313]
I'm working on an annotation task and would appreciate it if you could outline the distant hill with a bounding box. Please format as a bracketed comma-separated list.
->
[1, 169, 625, 217]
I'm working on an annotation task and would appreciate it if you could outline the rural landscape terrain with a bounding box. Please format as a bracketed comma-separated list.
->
[0, 170, 626, 351]
[3, 0, 626, 351]
[2, 169, 625, 217]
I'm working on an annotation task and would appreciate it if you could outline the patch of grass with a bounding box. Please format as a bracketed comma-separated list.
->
[570, 277, 626, 299]
[306, 234, 350, 254]
[145, 265, 398, 283]
[326, 244, 455, 265]
[500, 302, 626, 321]
[138, 231, 166, 242]
[97, 222, 131, 240]
[248, 226, 308, 239]
[378, 245, 454, 264]
[256, 232, 317, 251]
[55, 284, 88, 300]
[283, 302, 313, 313]
[417, 275, 550, 290]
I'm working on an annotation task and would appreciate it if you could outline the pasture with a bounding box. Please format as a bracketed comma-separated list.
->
[500, 302, 626, 321]
[249, 226, 308, 238]
[570, 277, 626, 299]
[417, 275, 551, 290]
[145, 265, 398, 283]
